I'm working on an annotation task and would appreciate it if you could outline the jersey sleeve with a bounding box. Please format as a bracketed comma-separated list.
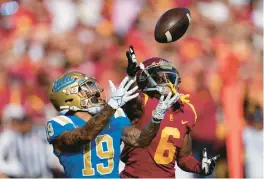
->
[112, 108, 131, 129]
[46, 116, 75, 144]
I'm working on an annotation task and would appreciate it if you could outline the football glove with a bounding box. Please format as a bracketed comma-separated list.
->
[201, 148, 220, 176]
[108, 76, 139, 109]
[152, 92, 182, 123]
[126, 45, 140, 78]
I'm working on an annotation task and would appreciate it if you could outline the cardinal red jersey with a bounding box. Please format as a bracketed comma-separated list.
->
[120, 93, 196, 178]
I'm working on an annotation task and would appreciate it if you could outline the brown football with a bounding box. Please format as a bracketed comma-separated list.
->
[154, 8, 191, 43]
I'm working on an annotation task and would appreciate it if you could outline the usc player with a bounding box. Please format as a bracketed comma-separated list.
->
[120, 46, 220, 178]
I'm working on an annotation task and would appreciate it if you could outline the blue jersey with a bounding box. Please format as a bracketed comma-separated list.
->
[45, 108, 131, 178]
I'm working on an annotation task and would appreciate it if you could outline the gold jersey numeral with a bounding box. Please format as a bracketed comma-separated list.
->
[47, 122, 54, 138]
[154, 127, 180, 164]
[82, 134, 114, 176]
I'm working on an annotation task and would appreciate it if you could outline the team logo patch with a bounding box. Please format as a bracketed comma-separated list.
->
[169, 114, 174, 121]
[53, 75, 77, 93]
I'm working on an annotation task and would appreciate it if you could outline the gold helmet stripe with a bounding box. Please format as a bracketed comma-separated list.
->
[50, 116, 74, 126]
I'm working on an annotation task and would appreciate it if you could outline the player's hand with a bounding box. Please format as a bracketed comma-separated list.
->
[126, 45, 140, 79]
[152, 92, 181, 123]
[108, 76, 139, 109]
[201, 148, 220, 176]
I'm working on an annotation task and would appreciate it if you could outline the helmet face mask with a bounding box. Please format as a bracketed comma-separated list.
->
[50, 71, 106, 114]
[137, 58, 181, 95]
[74, 78, 106, 115]
[78, 80, 105, 108]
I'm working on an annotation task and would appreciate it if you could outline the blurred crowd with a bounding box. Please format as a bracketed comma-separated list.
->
[0, 0, 263, 178]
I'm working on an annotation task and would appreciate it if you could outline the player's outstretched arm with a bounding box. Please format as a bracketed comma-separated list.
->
[176, 132, 200, 173]
[54, 76, 139, 148]
[121, 121, 160, 148]
[55, 105, 116, 147]
[122, 46, 144, 121]
[177, 133, 220, 176]
[121, 92, 181, 147]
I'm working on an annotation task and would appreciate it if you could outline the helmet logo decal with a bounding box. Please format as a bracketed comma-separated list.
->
[53, 75, 77, 93]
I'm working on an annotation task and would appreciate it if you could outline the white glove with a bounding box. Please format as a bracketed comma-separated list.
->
[108, 76, 139, 109]
[152, 92, 181, 123]
[201, 148, 220, 176]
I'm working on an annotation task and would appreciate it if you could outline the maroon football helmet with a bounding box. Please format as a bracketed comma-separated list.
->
[136, 57, 181, 95]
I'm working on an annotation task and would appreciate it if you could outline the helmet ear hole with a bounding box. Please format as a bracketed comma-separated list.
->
[65, 99, 73, 103]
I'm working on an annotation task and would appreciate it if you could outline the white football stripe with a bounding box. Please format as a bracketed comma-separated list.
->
[186, 13, 191, 23]
[165, 31, 172, 42]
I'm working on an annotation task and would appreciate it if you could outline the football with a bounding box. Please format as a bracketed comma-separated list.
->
[154, 8, 191, 43]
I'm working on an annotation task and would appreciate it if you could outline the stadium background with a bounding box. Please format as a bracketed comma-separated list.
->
[0, 0, 262, 178]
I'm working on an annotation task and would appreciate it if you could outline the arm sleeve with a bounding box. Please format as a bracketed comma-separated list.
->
[176, 132, 202, 174]
[177, 154, 202, 174]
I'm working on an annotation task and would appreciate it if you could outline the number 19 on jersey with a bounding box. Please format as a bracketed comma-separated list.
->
[82, 134, 115, 176]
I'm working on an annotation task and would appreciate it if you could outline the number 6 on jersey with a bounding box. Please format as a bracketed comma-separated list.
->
[154, 127, 180, 164]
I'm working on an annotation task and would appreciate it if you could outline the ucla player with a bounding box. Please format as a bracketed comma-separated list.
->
[46, 71, 180, 178]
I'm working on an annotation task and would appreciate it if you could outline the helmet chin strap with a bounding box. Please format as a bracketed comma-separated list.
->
[60, 106, 82, 111]
[87, 106, 103, 115]
[143, 85, 168, 95]
[143, 82, 179, 96]
[60, 105, 103, 115]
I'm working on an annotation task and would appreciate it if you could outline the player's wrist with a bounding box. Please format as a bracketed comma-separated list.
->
[104, 103, 118, 113]
[152, 110, 165, 121]
[127, 75, 136, 81]
[126, 67, 136, 77]
[107, 99, 119, 109]
[198, 163, 204, 175]
[151, 117, 162, 123]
